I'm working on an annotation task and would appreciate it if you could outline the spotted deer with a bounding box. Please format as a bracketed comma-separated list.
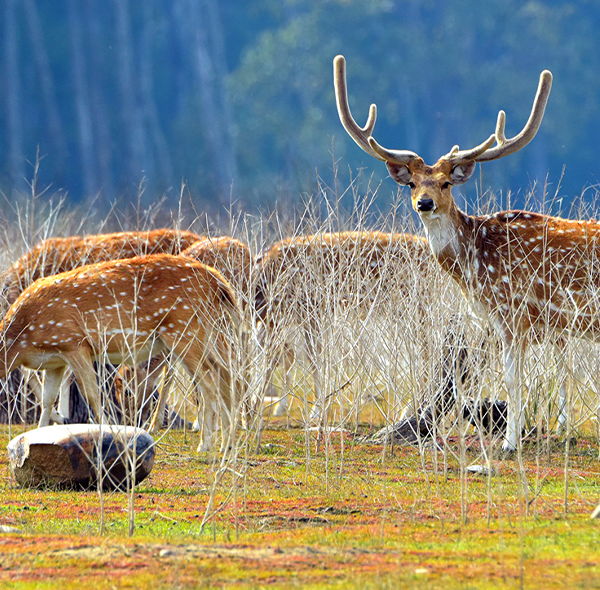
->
[1, 228, 201, 309]
[0, 229, 202, 425]
[0, 253, 242, 452]
[254, 230, 466, 424]
[139, 235, 253, 433]
[334, 54, 572, 451]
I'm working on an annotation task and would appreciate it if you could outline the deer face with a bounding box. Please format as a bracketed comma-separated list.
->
[386, 159, 476, 220]
[333, 54, 551, 224]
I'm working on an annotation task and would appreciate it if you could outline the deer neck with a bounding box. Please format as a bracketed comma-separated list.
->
[419, 202, 475, 286]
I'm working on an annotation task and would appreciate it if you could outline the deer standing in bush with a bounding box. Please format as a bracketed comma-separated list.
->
[254, 230, 467, 427]
[0, 229, 201, 425]
[0, 254, 242, 452]
[145, 235, 253, 432]
[333, 55, 579, 451]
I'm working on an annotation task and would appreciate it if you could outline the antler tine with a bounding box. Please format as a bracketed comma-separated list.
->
[475, 70, 553, 162]
[334, 55, 418, 165]
[368, 136, 420, 166]
[444, 133, 497, 164]
[334, 55, 383, 161]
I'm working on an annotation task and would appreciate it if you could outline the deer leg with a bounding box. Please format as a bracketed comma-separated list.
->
[65, 350, 106, 424]
[273, 344, 295, 417]
[553, 347, 570, 433]
[215, 365, 235, 452]
[167, 337, 226, 452]
[191, 368, 222, 452]
[58, 372, 71, 421]
[24, 369, 65, 425]
[302, 322, 325, 424]
[38, 366, 67, 427]
[502, 340, 524, 452]
[148, 363, 176, 433]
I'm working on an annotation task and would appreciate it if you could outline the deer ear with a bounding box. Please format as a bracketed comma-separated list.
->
[386, 162, 413, 185]
[450, 162, 477, 185]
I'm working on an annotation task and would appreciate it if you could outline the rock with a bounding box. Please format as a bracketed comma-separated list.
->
[7, 424, 155, 491]
[368, 415, 433, 445]
[0, 525, 22, 533]
[466, 463, 495, 476]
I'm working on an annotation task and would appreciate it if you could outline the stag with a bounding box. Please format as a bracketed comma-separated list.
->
[0, 253, 242, 452]
[334, 55, 568, 451]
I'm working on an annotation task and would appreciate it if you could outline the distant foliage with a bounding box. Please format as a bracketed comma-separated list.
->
[1, 0, 599, 210]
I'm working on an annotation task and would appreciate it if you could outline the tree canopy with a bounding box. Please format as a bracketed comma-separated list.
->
[1, 0, 600, 212]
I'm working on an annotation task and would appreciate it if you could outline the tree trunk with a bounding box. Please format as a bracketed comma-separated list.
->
[67, 0, 98, 199]
[4, 0, 26, 194]
[139, 0, 174, 188]
[23, 0, 67, 179]
[184, 0, 237, 205]
[113, 0, 147, 194]
[85, 0, 115, 204]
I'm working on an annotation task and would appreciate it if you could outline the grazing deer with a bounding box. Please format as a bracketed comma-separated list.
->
[141, 236, 253, 433]
[0, 253, 242, 452]
[334, 54, 570, 451]
[182, 236, 253, 298]
[254, 230, 466, 424]
[0, 229, 201, 425]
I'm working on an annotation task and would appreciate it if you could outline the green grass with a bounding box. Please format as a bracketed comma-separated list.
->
[1, 423, 600, 589]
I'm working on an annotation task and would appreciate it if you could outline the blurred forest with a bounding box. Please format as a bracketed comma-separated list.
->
[1, 0, 600, 215]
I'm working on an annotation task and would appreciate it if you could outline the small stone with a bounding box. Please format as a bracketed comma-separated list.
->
[8, 424, 155, 491]
[466, 464, 495, 476]
[0, 525, 22, 533]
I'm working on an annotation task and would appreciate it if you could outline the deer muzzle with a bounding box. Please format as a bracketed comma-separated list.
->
[416, 197, 437, 213]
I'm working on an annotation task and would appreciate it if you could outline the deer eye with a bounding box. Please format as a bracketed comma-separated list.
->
[407, 181, 416, 189]
[442, 181, 452, 190]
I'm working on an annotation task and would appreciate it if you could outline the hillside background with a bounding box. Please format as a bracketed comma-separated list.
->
[1, 0, 599, 216]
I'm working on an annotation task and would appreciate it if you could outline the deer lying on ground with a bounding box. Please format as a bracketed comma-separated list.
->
[0, 229, 202, 425]
[254, 230, 469, 427]
[0, 253, 242, 452]
[334, 55, 574, 451]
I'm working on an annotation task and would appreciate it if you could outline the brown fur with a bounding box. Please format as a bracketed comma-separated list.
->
[122, 236, 252, 432]
[0, 253, 241, 451]
[1, 229, 201, 308]
[181, 236, 253, 298]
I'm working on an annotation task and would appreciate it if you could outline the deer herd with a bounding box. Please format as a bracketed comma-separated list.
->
[0, 55, 597, 455]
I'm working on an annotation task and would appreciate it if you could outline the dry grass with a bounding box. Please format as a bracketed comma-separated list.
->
[0, 176, 600, 587]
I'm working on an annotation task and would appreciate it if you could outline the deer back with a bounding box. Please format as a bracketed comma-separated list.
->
[0, 253, 238, 376]
[254, 231, 432, 324]
[1, 229, 202, 307]
[181, 236, 253, 296]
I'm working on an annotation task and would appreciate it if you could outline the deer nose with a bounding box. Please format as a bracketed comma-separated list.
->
[416, 197, 436, 212]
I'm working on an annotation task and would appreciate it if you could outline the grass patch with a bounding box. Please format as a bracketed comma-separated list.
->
[1, 423, 599, 589]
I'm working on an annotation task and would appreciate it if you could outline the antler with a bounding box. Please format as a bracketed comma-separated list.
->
[333, 55, 418, 165]
[335, 55, 552, 168]
[474, 70, 553, 162]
